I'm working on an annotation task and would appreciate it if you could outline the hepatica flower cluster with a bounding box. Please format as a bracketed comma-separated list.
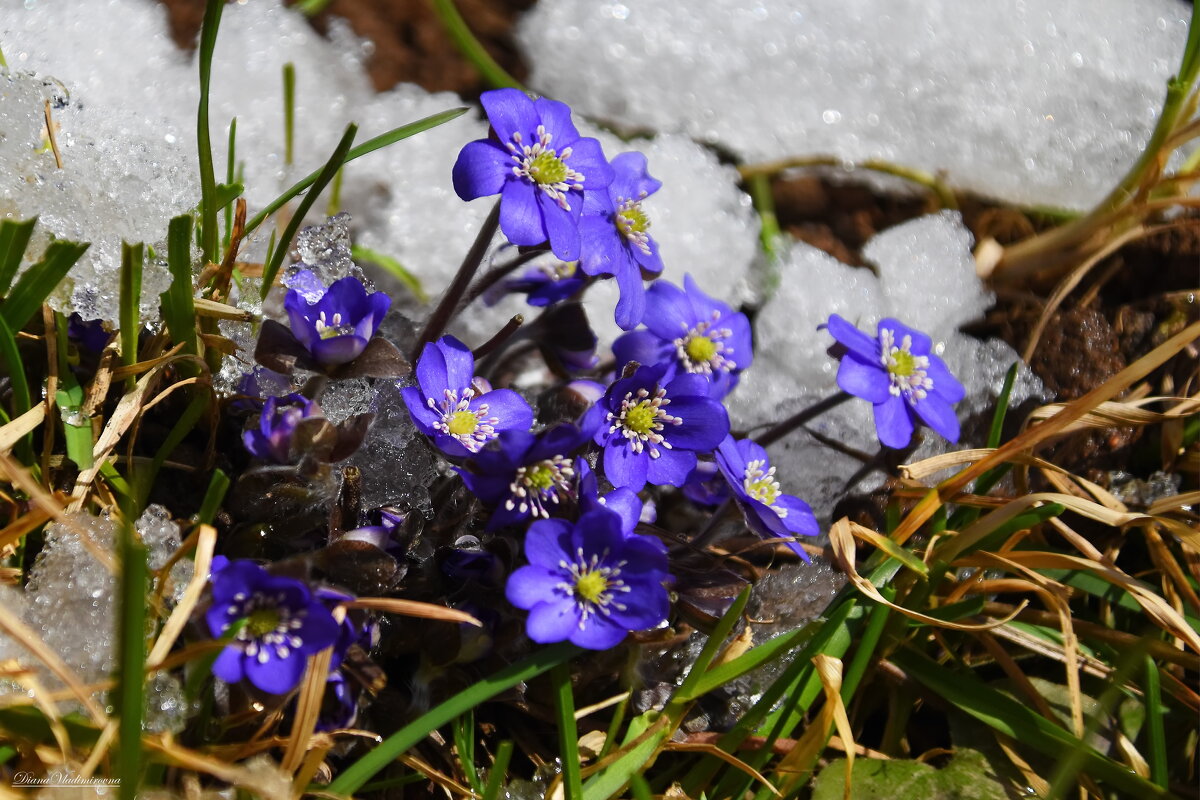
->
[209, 86, 967, 713]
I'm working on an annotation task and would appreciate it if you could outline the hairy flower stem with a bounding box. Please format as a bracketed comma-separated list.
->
[412, 201, 501, 361]
[472, 314, 524, 361]
[684, 498, 735, 553]
[464, 247, 548, 307]
[753, 391, 852, 448]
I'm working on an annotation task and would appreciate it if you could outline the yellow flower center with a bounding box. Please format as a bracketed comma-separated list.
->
[446, 410, 480, 436]
[623, 401, 657, 435]
[888, 350, 916, 377]
[618, 205, 649, 234]
[528, 151, 568, 185]
[246, 607, 282, 638]
[746, 476, 780, 506]
[574, 570, 609, 603]
[685, 335, 718, 364]
[526, 463, 556, 491]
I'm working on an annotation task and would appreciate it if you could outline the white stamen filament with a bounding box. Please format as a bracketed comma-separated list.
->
[507, 125, 585, 211]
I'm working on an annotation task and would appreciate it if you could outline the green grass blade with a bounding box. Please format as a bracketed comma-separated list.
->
[454, 710, 482, 796]
[429, 0, 522, 90]
[119, 242, 144, 391]
[482, 740, 513, 800]
[581, 721, 670, 800]
[672, 586, 751, 703]
[0, 314, 33, 462]
[892, 648, 1173, 799]
[196, 0, 225, 265]
[327, 642, 577, 795]
[840, 590, 893, 702]
[1, 240, 89, 332]
[116, 515, 147, 800]
[0, 217, 38, 297]
[683, 623, 814, 702]
[223, 118, 237, 249]
[552, 661, 584, 800]
[196, 468, 229, 526]
[243, 108, 469, 237]
[161, 216, 199, 358]
[629, 774, 654, 800]
[352, 245, 428, 303]
[283, 63, 296, 166]
[53, 312, 93, 470]
[1143, 654, 1168, 789]
[259, 124, 357, 300]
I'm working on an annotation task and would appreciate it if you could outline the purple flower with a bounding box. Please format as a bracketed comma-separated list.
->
[582, 363, 729, 491]
[484, 258, 586, 308]
[402, 335, 534, 457]
[681, 459, 730, 508]
[453, 89, 614, 261]
[613, 275, 752, 398]
[205, 560, 342, 694]
[576, 460, 645, 536]
[715, 437, 818, 560]
[242, 394, 321, 464]
[505, 509, 670, 649]
[578, 152, 664, 330]
[284, 272, 391, 368]
[458, 424, 588, 529]
[823, 315, 965, 448]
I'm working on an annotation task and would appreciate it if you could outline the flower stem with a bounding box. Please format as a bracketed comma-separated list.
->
[463, 247, 547, 307]
[686, 498, 735, 552]
[413, 201, 501, 360]
[753, 391, 852, 448]
[472, 314, 524, 361]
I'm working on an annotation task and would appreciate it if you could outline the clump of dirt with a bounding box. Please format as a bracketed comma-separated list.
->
[160, 0, 535, 98]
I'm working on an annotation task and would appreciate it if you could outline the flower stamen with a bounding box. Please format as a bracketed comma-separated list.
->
[507, 126, 585, 211]
[506, 456, 576, 518]
[743, 459, 787, 519]
[880, 328, 934, 401]
[429, 387, 500, 452]
[555, 548, 630, 627]
[673, 311, 735, 375]
[606, 386, 682, 458]
[614, 192, 652, 255]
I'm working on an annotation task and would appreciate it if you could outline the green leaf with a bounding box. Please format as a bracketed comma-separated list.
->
[243, 108, 470, 238]
[119, 242, 144, 391]
[56, 387, 93, 470]
[0, 314, 32, 462]
[160, 215, 199, 358]
[581, 719, 670, 800]
[116, 516, 148, 800]
[213, 182, 244, 213]
[283, 63, 296, 167]
[552, 662, 584, 800]
[352, 245, 428, 303]
[196, 468, 229, 526]
[196, 0, 226, 264]
[812, 749, 1009, 800]
[481, 740, 513, 800]
[428, 0, 522, 90]
[260, 124, 357, 300]
[1, 240, 89, 332]
[892, 648, 1174, 799]
[1143, 654, 1168, 789]
[0, 217, 38, 297]
[327, 642, 577, 796]
[672, 585, 751, 703]
[682, 622, 814, 701]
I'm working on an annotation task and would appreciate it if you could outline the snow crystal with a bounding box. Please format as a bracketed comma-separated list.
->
[3, 506, 190, 692]
[343, 380, 439, 516]
[519, 0, 1192, 210]
[727, 212, 1045, 525]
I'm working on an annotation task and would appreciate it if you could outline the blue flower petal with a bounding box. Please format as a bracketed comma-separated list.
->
[597, 487, 642, 535]
[475, 388, 534, 433]
[925, 355, 966, 403]
[499, 180, 547, 247]
[645, 447, 697, 487]
[452, 140, 512, 201]
[877, 318, 933, 355]
[873, 394, 915, 449]
[604, 440, 649, 490]
[612, 258, 646, 330]
[631, 234, 664, 275]
[539, 192, 582, 261]
[566, 137, 616, 189]
[505, 565, 567, 610]
[312, 334, 368, 367]
[612, 330, 669, 375]
[523, 518, 574, 568]
[912, 394, 961, 443]
[480, 88, 539, 145]
[609, 151, 661, 202]
[774, 494, 820, 538]
[211, 645, 245, 684]
[569, 614, 629, 650]
[532, 97, 582, 146]
[837, 352, 892, 403]
[527, 599, 582, 643]
[642, 280, 692, 340]
[577, 213, 619, 276]
[244, 647, 307, 694]
[436, 336, 476, 392]
[660, 395, 729, 451]
[824, 314, 879, 361]
[401, 386, 440, 434]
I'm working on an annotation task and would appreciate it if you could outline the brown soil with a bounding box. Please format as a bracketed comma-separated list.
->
[160, 0, 535, 98]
